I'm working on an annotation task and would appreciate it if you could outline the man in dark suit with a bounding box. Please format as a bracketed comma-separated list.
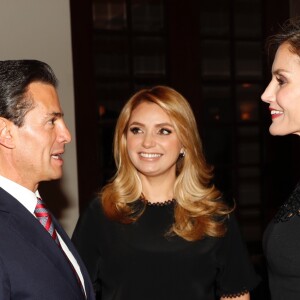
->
[0, 60, 95, 299]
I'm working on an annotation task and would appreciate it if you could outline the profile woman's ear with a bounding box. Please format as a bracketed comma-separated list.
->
[0, 117, 15, 149]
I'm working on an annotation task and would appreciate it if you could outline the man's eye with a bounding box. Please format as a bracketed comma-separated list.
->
[48, 118, 56, 125]
[159, 128, 172, 135]
[129, 127, 142, 134]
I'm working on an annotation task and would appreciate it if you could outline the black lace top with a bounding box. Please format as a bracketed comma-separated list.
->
[73, 198, 260, 300]
[274, 182, 300, 223]
[263, 182, 300, 299]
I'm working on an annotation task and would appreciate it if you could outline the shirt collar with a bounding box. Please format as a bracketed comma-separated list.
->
[0, 175, 39, 215]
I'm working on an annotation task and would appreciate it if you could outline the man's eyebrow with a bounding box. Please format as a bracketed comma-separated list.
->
[46, 112, 64, 118]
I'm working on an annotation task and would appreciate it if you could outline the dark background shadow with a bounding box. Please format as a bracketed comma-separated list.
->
[39, 180, 69, 220]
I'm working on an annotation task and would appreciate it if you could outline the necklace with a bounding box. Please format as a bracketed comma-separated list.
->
[140, 197, 176, 207]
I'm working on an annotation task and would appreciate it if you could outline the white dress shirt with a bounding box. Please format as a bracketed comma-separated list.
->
[0, 175, 86, 296]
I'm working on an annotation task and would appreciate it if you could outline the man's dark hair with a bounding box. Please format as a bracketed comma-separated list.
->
[0, 60, 58, 126]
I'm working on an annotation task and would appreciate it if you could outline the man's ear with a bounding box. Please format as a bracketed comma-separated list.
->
[0, 117, 15, 149]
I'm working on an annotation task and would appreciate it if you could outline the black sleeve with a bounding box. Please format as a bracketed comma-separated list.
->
[215, 214, 261, 298]
[72, 198, 103, 298]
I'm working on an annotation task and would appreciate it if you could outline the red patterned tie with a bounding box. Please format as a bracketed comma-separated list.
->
[34, 197, 60, 245]
[34, 197, 86, 298]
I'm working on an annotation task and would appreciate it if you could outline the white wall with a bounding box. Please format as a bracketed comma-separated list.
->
[0, 0, 78, 236]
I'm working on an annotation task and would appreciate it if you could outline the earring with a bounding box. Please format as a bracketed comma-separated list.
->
[179, 149, 185, 158]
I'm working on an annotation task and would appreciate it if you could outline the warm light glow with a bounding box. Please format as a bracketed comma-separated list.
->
[98, 104, 106, 117]
[241, 112, 251, 121]
[242, 83, 252, 88]
[240, 101, 255, 121]
[214, 114, 220, 121]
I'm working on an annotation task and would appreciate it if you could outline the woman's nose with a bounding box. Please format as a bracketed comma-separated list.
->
[261, 81, 275, 104]
[142, 132, 155, 148]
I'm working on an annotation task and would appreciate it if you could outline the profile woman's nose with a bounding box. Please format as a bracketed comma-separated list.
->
[261, 82, 275, 104]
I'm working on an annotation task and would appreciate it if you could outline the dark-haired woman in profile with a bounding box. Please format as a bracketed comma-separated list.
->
[73, 86, 260, 300]
[261, 17, 300, 300]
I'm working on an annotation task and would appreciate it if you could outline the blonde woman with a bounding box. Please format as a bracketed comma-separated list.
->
[72, 86, 260, 300]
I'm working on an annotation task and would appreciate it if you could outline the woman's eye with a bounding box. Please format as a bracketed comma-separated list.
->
[159, 128, 172, 135]
[276, 76, 285, 86]
[129, 127, 142, 134]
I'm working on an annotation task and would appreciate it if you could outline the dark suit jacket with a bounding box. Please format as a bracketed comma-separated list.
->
[0, 187, 95, 299]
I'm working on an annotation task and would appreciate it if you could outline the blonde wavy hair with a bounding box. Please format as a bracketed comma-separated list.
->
[101, 86, 231, 241]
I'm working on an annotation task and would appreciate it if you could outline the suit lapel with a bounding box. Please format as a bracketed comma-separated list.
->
[53, 216, 95, 299]
[0, 188, 85, 298]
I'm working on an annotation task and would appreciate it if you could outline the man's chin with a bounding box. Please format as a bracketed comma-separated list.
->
[46, 170, 63, 181]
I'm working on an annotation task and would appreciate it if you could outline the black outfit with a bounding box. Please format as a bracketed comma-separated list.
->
[72, 198, 259, 300]
[263, 182, 300, 300]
